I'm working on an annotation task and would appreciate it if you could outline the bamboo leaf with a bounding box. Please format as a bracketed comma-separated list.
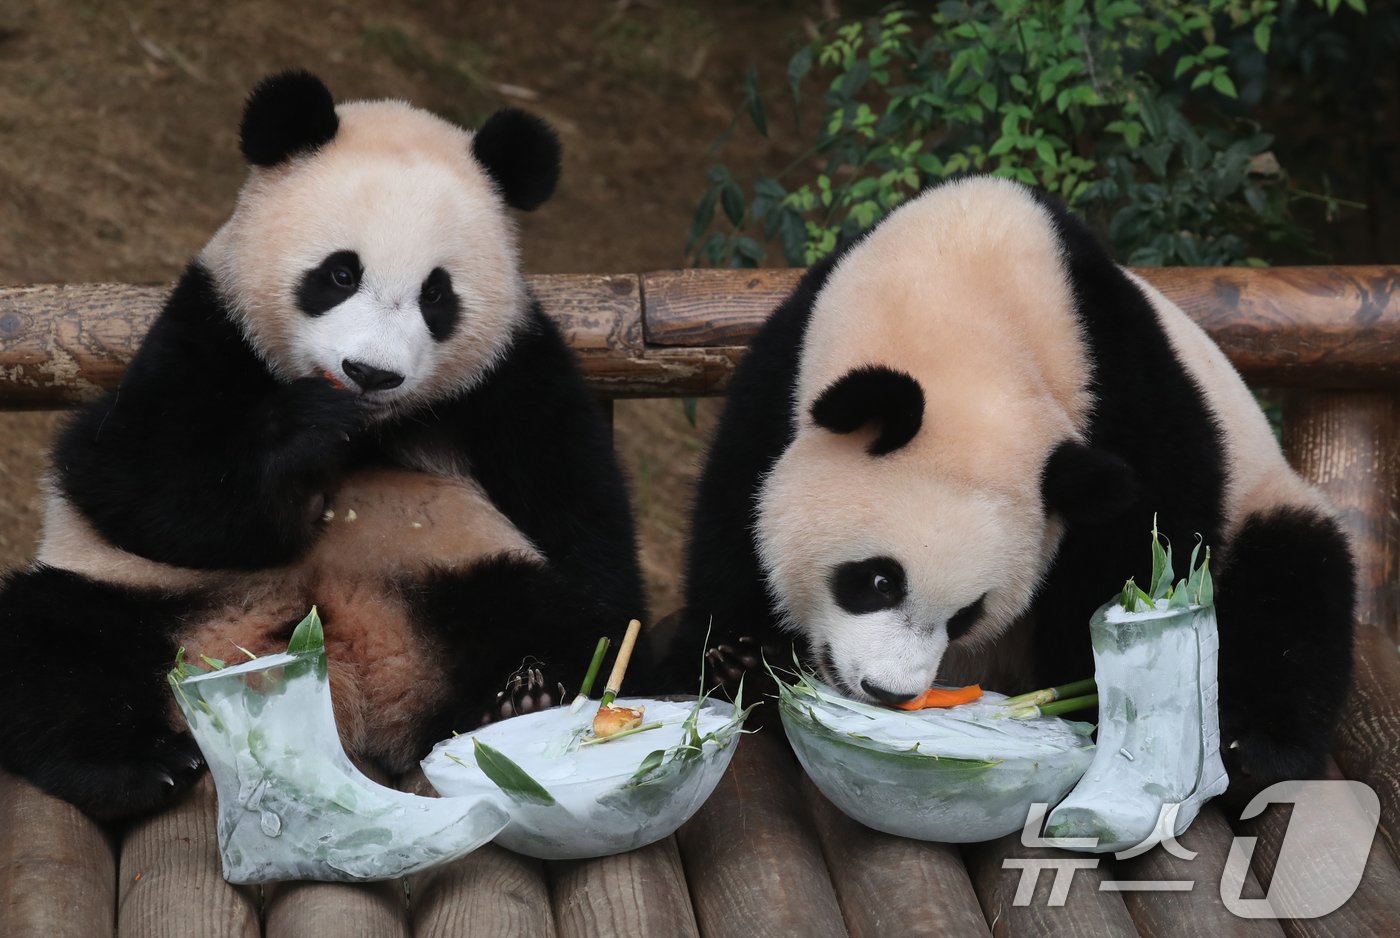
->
[628, 749, 667, 785]
[287, 606, 325, 654]
[472, 738, 557, 806]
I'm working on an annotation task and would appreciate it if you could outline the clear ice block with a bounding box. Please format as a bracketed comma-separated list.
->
[779, 680, 1095, 843]
[1043, 599, 1229, 854]
[172, 650, 508, 883]
[422, 697, 741, 860]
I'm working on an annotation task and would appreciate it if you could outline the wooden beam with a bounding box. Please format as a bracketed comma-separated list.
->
[0, 771, 117, 938]
[2, 266, 1397, 406]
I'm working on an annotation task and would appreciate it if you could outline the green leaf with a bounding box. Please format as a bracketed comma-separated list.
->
[1211, 73, 1238, 99]
[977, 81, 996, 111]
[199, 655, 227, 671]
[472, 738, 557, 806]
[287, 607, 325, 654]
[1174, 55, 1196, 80]
[1149, 519, 1173, 599]
[787, 45, 813, 118]
[721, 184, 745, 227]
[743, 65, 768, 137]
[1190, 69, 1213, 90]
[629, 749, 667, 785]
[1254, 23, 1270, 53]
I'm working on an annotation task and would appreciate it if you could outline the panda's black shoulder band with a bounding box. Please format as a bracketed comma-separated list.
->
[810, 365, 924, 456]
[240, 70, 339, 167]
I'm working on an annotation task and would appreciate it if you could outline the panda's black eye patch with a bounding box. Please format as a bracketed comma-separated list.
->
[297, 250, 362, 317]
[946, 593, 987, 642]
[419, 267, 460, 342]
[831, 556, 907, 615]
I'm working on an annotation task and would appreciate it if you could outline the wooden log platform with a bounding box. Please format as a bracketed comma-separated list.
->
[1, 265, 1399, 935]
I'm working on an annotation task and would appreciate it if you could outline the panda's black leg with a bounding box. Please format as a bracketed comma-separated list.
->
[0, 567, 203, 821]
[1214, 507, 1356, 804]
[408, 554, 654, 741]
[704, 634, 787, 701]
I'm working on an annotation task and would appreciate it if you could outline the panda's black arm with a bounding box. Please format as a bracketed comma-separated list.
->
[426, 303, 648, 630]
[660, 256, 842, 686]
[52, 264, 362, 569]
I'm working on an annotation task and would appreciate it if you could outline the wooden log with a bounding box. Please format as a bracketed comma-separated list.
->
[399, 767, 555, 938]
[1281, 391, 1400, 639]
[963, 831, 1139, 938]
[263, 879, 408, 938]
[642, 266, 1400, 390]
[801, 773, 990, 937]
[1113, 805, 1284, 938]
[1331, 626, 1400, 864]
[116, 774, 260, 938]
[547, 837, 699, 938]
[1228, 759, 1400, 937]
[0, 771, 117, 938]
[0, 274, 642, 407]
[4, 266, 1400, 405]
[673, 732, 846, 938]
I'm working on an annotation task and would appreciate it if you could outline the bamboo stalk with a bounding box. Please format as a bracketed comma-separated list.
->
[1008, 693, 1100, 720]
[999, 677, 1097, 709]
[599, 619, 643, 708]
[569, 636, 612, 713]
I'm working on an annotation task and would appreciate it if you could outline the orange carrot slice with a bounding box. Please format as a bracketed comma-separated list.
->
[321, 369, 346, 390]
[894, 684, 983, 710]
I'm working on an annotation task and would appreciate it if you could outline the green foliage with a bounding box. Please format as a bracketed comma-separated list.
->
[1120, 518, 1214, 612]
[691, 0, 1365, 268]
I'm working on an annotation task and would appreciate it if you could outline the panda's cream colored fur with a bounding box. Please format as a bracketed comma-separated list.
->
[202, 100, 526, 413]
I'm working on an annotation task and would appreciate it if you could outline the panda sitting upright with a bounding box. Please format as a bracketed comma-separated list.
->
[0, 71, 648, 820]
[668, 176, 1354, 799]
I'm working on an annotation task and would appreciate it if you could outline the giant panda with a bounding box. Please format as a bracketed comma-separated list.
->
[665, 175, 1355, 799]
[0, 71, 649, 820]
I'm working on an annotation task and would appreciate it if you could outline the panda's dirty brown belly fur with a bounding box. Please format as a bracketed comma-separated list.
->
[41, 469, 541, 772]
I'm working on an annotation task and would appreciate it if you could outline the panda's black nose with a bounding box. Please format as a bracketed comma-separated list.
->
[860, 679, 918, 706]
[341, 359, 404, 392]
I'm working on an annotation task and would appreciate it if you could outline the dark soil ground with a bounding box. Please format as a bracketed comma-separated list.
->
[0, 0, 823, 616]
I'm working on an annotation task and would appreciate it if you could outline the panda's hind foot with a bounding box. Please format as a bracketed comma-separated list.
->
[479, 666, 565, 725]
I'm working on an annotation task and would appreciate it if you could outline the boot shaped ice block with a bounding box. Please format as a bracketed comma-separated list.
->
[172, 650, 508, 883]
[1044, 600, 1229, 854]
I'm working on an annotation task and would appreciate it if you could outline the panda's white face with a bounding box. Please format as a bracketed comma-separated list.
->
[201, 101, 526, 416]
[757, 431, 1055, 701]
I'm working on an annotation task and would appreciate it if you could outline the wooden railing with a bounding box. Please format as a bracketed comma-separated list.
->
[2, 267, 1399, 937]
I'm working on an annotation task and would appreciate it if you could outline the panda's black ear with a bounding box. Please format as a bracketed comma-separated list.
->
[811, 366, 924, 456]
[240, 70, 339, 167]
[471, 109, 561, 211]
[1041, 440, 1139, 524]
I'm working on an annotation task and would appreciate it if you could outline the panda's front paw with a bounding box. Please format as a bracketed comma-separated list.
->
[478, 667, 566, 726]
[705, 635, 778, 700]
[265, 376, 370, 452]
[1218, 730, 1323, 810]
[30, 731, 206, 822]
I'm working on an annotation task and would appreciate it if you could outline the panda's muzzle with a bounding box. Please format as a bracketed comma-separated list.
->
[859, 679, 919, 706]
[342, 359, 404, 392]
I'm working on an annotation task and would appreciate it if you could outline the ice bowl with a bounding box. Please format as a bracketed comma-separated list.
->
[779, 679, 1095, 843]
[422, 696, 741, 859]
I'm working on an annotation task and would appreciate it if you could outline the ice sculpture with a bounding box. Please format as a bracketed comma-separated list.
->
[422, 696, 743, 859]
[1043, 597, 1228, 853]
[778, 674, 1095, 843]
[169, 615, 508, 884]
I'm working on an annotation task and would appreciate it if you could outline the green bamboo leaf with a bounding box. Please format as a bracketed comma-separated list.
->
[287, 606, 325, 654]
[472, 738, 557, 806]
[629, 749, 667, 785]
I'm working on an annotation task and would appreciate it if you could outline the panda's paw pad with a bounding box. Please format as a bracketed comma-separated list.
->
[483, 668, 565, 724]
[706, 637, 767, 692]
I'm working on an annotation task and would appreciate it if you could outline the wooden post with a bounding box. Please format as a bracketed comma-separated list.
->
[1283, 391, 1400, 641]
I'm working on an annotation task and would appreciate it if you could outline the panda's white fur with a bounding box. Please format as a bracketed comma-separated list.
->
[203, 100, 525, 413]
